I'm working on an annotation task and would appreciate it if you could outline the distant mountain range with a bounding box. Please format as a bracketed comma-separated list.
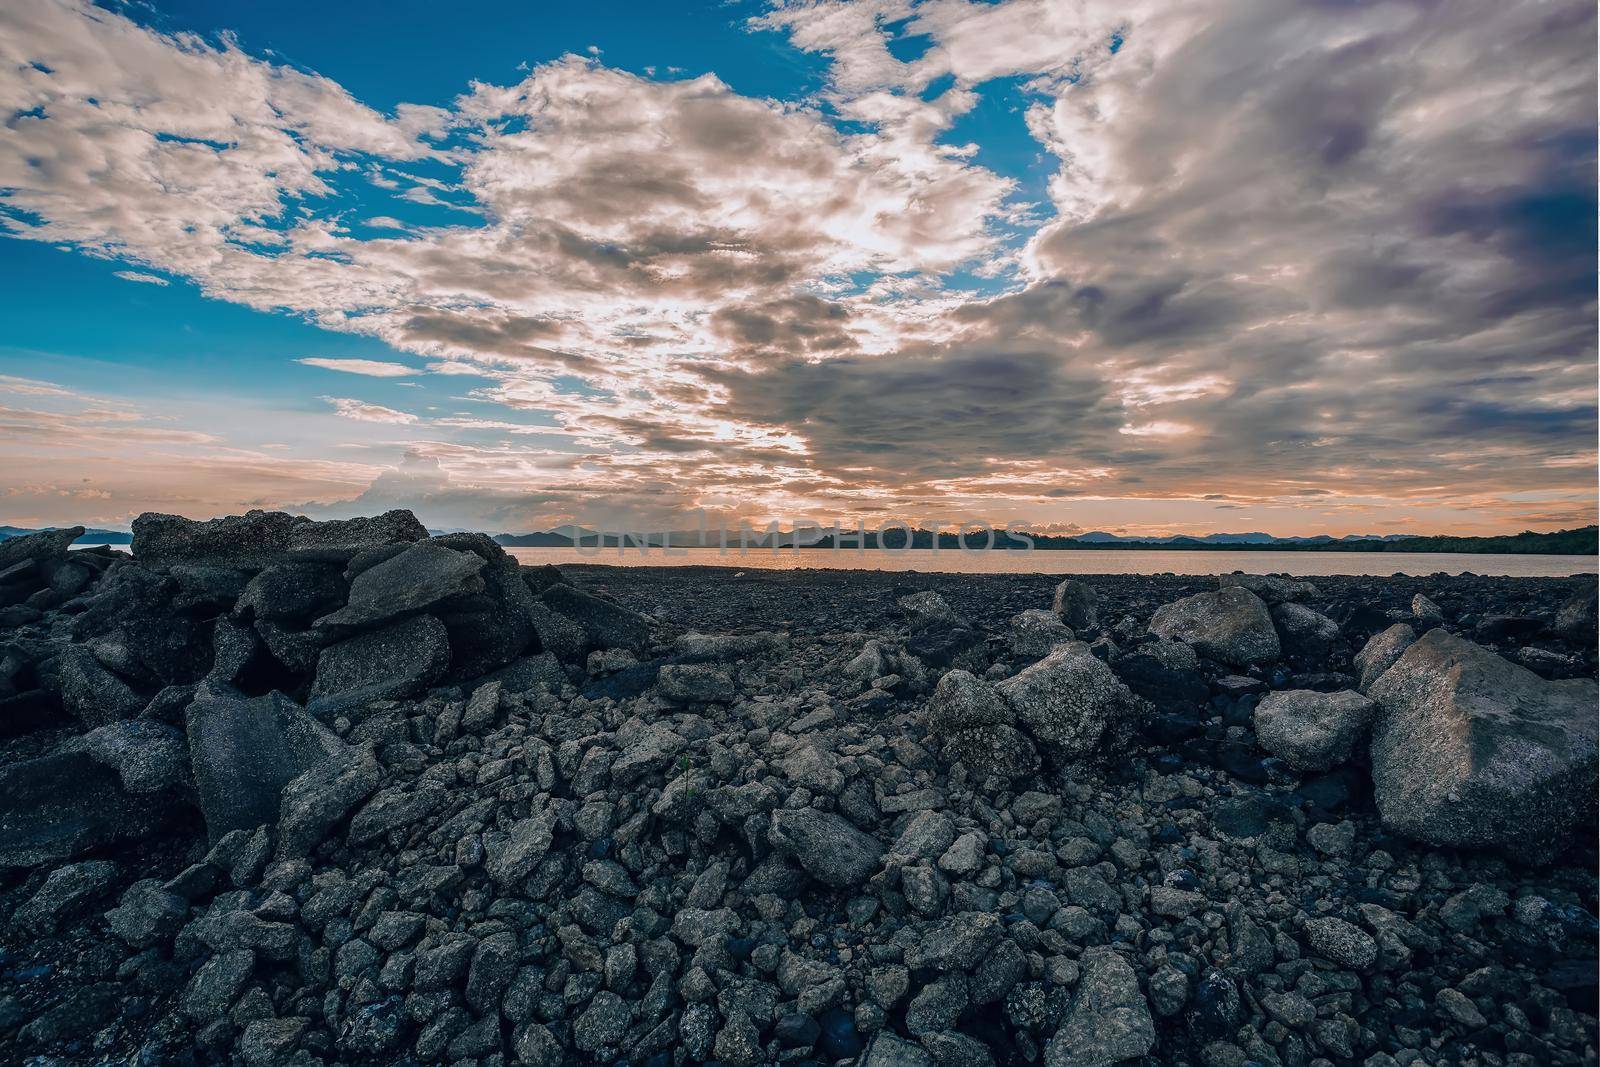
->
[4, 523, 1592, 555]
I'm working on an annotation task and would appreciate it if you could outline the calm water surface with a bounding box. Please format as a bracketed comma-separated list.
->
[506, 547, 1597, 578]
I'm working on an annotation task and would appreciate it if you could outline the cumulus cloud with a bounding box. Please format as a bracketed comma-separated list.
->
[112, 270, 169, 285]
[0, 0, 1592, 533]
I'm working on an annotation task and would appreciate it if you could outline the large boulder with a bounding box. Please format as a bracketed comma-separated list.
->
[1553, 581, 1596, 643]
[1353, 623, 1416, 693]
[1253, 690, 1376, 771]
[924, 670, 1040, 778]
[1149, 587, 1279, 667]
[1271, 601, 1341, 660]
[234, 563, 346, 623]
[132, 509, 426, 567]
[1045, 947, 1156, 1066]
[1051, 579, 1098, 629]
[58, 646, 144, 726]
[308, 614, 451, 720]
[768, 809, 884, 888]
[1368, 629, 1599, 863]
[314, 542, 485, 632]
[0, 743, 187, 868]
[0, 526, 84, 570]
[426, 533, 538, 681]
[70, 565, 211, 684]
[996, 641, 1142, 762]
[1010, 609, 1074, 660]
[186, 688, 349, 843]
[541, 584, 651, 654]
[1217, 573, 1318, 605]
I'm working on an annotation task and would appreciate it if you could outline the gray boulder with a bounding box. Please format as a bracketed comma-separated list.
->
[1150, 587, 1279, 667]
[58, 645, 144, 726]
[13, 859, 120, 933]
[925, 669, 1009, 733]
[1045, 948, 1156, 1066]
[1354, 623, 1416, 692]
[284, 510, 428, 560]
[658, 664, 736, 705]
[1412, 594, 1444, 624]
[0, 748, 179, 867]
[898, 590, 958, 627]
[1254, 690, 1376, 771]
[132, 509, 424, 567]
[308, 614, 450, 720]
[1051, 579, 1098, 629]
[0, 526, 84, 570]
[62, 719, 189, 794]
[541, 584, 651, 654]
[234, 563, 346, 623]
[187, 688, 348, 843]
[1368, 629, 1599, 863]
[314, 543, 485, 632]
[1553, 581, 1596, 643]
[1271, 601, 1341, 659]
[1010, 609, 1074, 660]
[425, 532, 539, 681]
[1217, 572, 1318, 605]
[996, 642, 1141, 762]
[276, 746, 383, 858]
[768, 809, 883, 888]
[925, 669, 1040, 778]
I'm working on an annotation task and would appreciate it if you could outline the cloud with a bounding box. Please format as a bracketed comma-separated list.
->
[112, 270, 169, 285]
[0, 0, 1592, 534]
[296, 357, 418, 378]
[322, 397, 418, 424]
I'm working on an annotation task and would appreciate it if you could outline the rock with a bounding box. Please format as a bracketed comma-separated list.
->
[768, 809, 884, 888]
[525, 600, 588, 664]
[1217, 572, 1318, 605]
[657, 664, 736, 704]
[133, 509, 422, 566]
[58, 646, 143, 727]
[926, 669, 1009, 733]
[314, 542, 485, 631]
[485, 813, 556, 888]
[1369, 630, 1598, 862]
[187, 688, 348, 843]
[1412, 593, 1444, 623]
[461, 679, 502, 733]
[1253, 689, 1376, 771]
[541, 583, 651, 653]
[239, 1017, 309, 1067]
[426, 532, 540, 680]
[1354, 623, 1417, 692]
[284, 510, 427, 560]
[574, 990, 631, 1051]
[0, 748, 178, 868]
[674, 631, 788, 661]
[181, 949, 255, 1023]
[1150, 587, 1280, 667]
[234, 563, 346, 623]
[308, 614, 450, 719]
[1044, 947, 1156, 1066]
[899, 590, 959, 627]
[1271, 601, 1341, 659]
[13, 859, 119, 933]
[0, 526, 84, 570]
[105, 878, 189, 948]
[861, 1031, 935, 1066]
[276, 747, 383, 857]
[1554, 581, 1597, 642]
[1051, 579, 1099, 629]
[904, 912, 1004, 972]
[1302, 916, 1377, 970]
[1010, 609, 1074, 659]
[996, 642, 1141, 762]
[61, 718, 188, 795]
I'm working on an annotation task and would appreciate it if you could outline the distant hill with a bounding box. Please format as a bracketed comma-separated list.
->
[0, 525, 131, 544]
[492, 524, 1598, 555]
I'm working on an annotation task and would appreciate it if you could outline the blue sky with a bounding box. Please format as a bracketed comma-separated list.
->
[0, 0, 1593, 535]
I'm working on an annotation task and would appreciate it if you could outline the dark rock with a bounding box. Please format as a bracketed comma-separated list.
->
[234, 563, 346, 623]
[1271, 601, 1341, 659]
[58, 645, 144, 726]
[768, 809, 884, 888]
[315, 542, 485, 631]
[1052, 579, 1099, 629]
[542, 583, 651, 653]
[1045, 947, 1156, 1066]
[1254, 689, 1376, 771]
[0, 748, 179, 868]
[308, 614, 450, 719]
[13, 859, 120, 933]
[1217, 572, 1318, 605]
[1150, 587, 1280, 667]
[0, 526, 84, 569]
[996, 641, 1141, 762]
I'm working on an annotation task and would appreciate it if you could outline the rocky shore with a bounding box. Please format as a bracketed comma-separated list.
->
[0, 510, 1595, 1067]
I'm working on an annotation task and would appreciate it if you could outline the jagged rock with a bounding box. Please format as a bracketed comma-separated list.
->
[1051, 579, 1098, 629]
[1253, 690, 1376, 771]
[1010, 609, 1074, 659]
[1149, 587, 1280, 667]
[526, 600, 588, 664]
[768, 809, 883, 888]
[924, 670, 1039, 777]
[861, 1031, 934, 1066]
[541, 583, 651, 653]
[58, 645, 144, 726]
[62, 719, 189, 794]
[105, 879, 189, 947]
[898, 590, 958, 626]
[0, 748, 179, 867]
[1045, 948, 1156, 1066]
[1354, 622, 1416, 692]
[426, 532, 539, 680]
[70, 565, 210, 684]
[1554, 581, 1596, 642]
[308, 614, 450, 719]
[674, 631, 788, 661]
[132, 509, 424, 566]
[0, 526, 84, 570]
[276, 746, 383, 857]
[315, 542, 485, 631]
[13, 859, 120, 933]
[1271, 601, 1341, 659]
[187, 688, 349, 843]
[657, 664, 735, 704]
[1412, 593, 1444, 623]
[1368, 629, 1599, 862]
[996, 642, 1141, 762]
[1218, 572, 1318, 605]
[284, 510, 427, 560]
[234, 563, 346, 623]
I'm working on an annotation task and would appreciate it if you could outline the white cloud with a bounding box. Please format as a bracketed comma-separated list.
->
[322, 396, 419, 424]
[113, 270, 169, 285]
[296, 357, 418, 378]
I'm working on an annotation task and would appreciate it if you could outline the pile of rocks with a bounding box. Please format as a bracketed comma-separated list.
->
[0, 511, 1594, 1067]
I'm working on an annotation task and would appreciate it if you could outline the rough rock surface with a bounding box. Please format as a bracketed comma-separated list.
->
[1368, 628, 1598, 862]
[0, 516, 1594, 1067]
[1254, 689, 1376, 771]
[1149, 586, 1281, 666]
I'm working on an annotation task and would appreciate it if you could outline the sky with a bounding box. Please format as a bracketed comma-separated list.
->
[0, 0, 1595, 537]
